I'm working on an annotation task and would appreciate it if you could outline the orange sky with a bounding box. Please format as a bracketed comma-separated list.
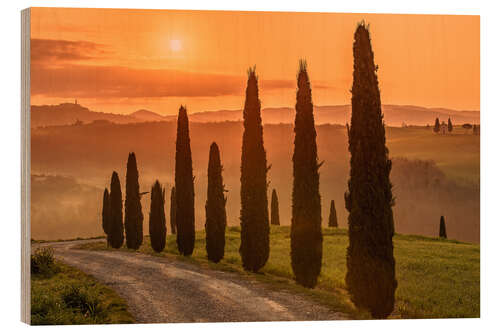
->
[30, 8, 480, 115]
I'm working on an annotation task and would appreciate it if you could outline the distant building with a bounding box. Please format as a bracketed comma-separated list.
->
[440, 121, 448, 134]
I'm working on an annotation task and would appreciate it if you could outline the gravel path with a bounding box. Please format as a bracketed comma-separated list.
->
[34, 240, 348, 323]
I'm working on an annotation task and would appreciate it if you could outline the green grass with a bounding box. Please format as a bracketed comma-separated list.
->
[386, 126, 480, 184]
[31, 253, 134, 325]
[31, 235, 106, 244]
[78, 225, 479, 319]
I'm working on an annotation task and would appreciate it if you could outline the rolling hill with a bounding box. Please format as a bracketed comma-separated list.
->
[31, 102, 480, 127]
[129, 109, 167, 122]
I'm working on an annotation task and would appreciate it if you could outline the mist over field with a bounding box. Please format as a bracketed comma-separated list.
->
[31, 121, 479, 243]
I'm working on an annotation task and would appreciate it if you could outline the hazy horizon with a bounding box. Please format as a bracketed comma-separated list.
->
[30, 100, 481, 117]
[30, 8, 479, 115]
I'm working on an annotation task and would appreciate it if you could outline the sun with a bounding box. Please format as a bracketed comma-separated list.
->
[170, 39, 182, 52]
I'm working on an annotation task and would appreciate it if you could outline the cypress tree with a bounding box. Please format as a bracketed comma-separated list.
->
[291, 60, 323, 288]
[439, 216, 447, 239]
[328, 200, 338, 228]
[433, 117, 440, 133]
[108, 171, 124, 249]
[170, 187, 177, 234]
[149, 180, 167, 252]
[102, 188, 111, 243]
[205, 142, 227, 263]
[344, 23, 397, 318]
[448, 117, 453, 133]
[270, 189, 280, 226]
[124, 152, 144, 250]
[240, 66, 270, 272]
[175, 105, 195, 256]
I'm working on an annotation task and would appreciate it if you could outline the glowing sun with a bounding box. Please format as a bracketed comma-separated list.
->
[170, 39, 182, 52]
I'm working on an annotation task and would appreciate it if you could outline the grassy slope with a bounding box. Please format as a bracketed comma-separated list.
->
[386, 126, 480, 184]
[79, 226, 479, 319]
[31, 261, 134, 325]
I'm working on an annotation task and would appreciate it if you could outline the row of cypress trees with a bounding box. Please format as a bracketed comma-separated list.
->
[100, 109, 228, 262]
[433, 117, 453, 133]
[100, 22, 398, 319]
[102, 161, 171, 253]
[101, 154, 145, 250]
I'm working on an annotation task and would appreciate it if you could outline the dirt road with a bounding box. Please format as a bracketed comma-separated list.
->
[34, 240, 347, 323]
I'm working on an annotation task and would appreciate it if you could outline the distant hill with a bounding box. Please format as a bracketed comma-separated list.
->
[31, 103, 138, 127]
[129, 109, 166, 122]
[31, 102, 480, 127]
[31, 121, 479, 243]
[189, 105, 480, 126]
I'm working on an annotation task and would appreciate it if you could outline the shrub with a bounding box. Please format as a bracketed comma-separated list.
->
[31, 247, 59, 277]
[62, 285, 107, 321]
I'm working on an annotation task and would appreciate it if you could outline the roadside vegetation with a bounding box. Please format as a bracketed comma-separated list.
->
[78, 225, 479, 319]
[31, 247, 134, 325]
[31, 236, 105, 244]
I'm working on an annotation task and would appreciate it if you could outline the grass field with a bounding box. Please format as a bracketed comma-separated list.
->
[79, 226, 480, 319]
[386, 126, 480, 184]
[31, 257, 134, 325]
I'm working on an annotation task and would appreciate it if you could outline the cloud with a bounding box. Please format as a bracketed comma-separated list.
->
[31, 63, 295, 98]
[31, 39, 108, 63]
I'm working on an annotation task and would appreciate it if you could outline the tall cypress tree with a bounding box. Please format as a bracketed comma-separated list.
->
[328, 200, 338, 228]
[270, 189, 280, 226]
[205, 142, 227, 263]
[344, 23, 397, 318]
[102, 188, 111, 243]
[124, 152, 143, 249]
[439, 216, 447, 239]
[175, 105, 195, 256]
[291, 60, 323, 288]
[149, 180, 167, 252]
[170, 187, 177, 234]
[433, 117, 440, 133]
[240, 66, 270, 272]
[109, 171, 124, 249]
[448, 117, 453, 133]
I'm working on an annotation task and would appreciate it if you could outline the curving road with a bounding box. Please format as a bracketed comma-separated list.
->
[34, 240, 347, 323]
